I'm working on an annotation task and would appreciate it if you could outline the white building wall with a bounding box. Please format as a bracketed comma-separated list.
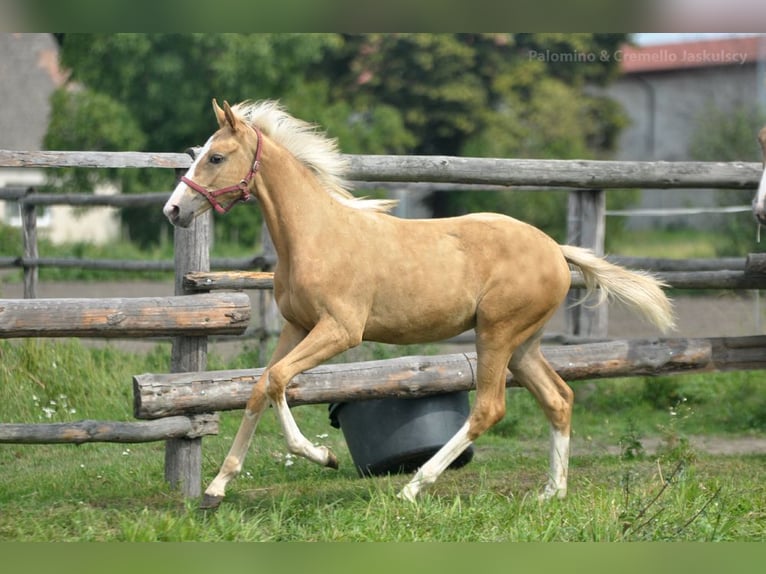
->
[0, 168, 120, 245]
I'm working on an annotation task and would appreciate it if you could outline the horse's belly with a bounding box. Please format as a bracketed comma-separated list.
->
[363, 321, 473, 345]
[362, 295, 476, 345]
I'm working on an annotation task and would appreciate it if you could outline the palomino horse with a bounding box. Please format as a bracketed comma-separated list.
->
[751, 126, 766, 228]
[163, 100, 675, 509]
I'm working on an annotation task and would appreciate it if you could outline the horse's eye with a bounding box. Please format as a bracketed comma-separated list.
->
[209, 154, 224, 165]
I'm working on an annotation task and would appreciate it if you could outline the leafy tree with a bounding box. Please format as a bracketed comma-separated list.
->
[44, 88, 146, 190]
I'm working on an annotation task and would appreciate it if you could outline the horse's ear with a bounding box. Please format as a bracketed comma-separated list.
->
[222, 101, 241, 133]
[212, 99, 227, 129]
[212, 99, 241, 132]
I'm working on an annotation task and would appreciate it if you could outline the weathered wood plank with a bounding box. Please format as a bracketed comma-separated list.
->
[134, 336, 766, 419]
[745, 253, 766, 277]
[0, 292, 250, 338]
[609, 256, 745, 272]
[651, 270, 766, 290]
[184, 270, 276, 291]
[344, 155, 763, 189]
[0, 256, 260, 272]
[24, 191, 170, 207]
[0, 414, 218, 444]
[0, 150, 760, 189]
[0, 150, 192, 169]
[182, 267, 766, 292]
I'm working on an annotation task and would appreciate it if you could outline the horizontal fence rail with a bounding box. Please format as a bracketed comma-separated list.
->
[345, 155, 764, 189]
[0, 292, 250, 338]
[0, 414, 218, 445]
[133, 335, 766, 419]
[181, 253, 766, 292]
[1, 149, 762, 189]
[0, 255, 267, 272]
[0, 187, 171, 206]
[0, 150, 192, 169]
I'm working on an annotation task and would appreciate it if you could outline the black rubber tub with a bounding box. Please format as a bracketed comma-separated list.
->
[328, 392, 474, 477]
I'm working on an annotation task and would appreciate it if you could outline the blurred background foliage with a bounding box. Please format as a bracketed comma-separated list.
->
[44, 33, 630, 249]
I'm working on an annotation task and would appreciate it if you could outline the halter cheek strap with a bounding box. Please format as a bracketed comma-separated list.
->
[181, 126, 263, 214]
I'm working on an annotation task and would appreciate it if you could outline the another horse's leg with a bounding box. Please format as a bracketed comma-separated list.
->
[509, 334, 573, 500]
[266, 318, 361, 468]
[399, 327, 514, 502]
[200, 322, 307, 509]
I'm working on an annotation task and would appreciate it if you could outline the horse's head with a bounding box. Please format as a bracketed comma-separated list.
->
[753, 125, 766, 226]
[163, 99, 262, 228]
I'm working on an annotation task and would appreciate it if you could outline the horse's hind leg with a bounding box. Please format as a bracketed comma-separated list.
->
[399, 328, 514, 502]
[200, 322, 307, 510]
[509, 334, 573, 500]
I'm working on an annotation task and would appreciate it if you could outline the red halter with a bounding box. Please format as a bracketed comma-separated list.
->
[181, 126, 263, 214]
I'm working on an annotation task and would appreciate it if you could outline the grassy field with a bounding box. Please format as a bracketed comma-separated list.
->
[1, 338, 765, 542]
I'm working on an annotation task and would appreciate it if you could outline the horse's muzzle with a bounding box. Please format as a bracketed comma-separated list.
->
[163, 202, 192, 228]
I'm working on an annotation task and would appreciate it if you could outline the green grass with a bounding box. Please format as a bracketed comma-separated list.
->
[1, 338, 765, 541]
[606, 228, 722, 259]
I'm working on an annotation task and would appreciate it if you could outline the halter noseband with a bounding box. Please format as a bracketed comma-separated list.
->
[181, 126, 263, 214]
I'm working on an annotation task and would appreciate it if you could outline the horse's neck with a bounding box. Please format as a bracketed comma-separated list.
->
[254, 142, 347, 263]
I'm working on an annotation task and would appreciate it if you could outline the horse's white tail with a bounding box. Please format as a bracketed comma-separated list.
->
[560, 245, 676, 333]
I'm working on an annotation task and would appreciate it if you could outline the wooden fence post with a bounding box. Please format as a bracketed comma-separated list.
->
[257, 225, 281, 359]
[165, 210, 212, 497]
[21, 187, 38, 299]
[565, 189, 607, 338]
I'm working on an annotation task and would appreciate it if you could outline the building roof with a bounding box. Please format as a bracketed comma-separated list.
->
[620, 35, 766, 74]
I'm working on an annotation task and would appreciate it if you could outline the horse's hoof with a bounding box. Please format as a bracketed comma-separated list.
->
[325, 451, 339, 470]
[199, 493, 224, 510]
[397, 485, 418, 503]
[537, 485, 567, 502]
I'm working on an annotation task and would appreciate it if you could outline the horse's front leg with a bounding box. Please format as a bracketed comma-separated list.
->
[200, 322, 307, 510]
[200, 374, 269, 509]
[266, 317, 362, 469]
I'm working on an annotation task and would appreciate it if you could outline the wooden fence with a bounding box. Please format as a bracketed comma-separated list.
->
[1, 149, 765, 496]
[2, 150, 764, 334]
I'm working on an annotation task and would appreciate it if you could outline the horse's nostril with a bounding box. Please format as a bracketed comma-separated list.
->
[164, 204, 180, 223]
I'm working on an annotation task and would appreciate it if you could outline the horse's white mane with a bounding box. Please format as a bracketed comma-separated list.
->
[231, 100, 396, 213]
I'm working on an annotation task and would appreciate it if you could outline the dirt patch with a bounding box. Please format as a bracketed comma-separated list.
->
[573, 435, 766, 457]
